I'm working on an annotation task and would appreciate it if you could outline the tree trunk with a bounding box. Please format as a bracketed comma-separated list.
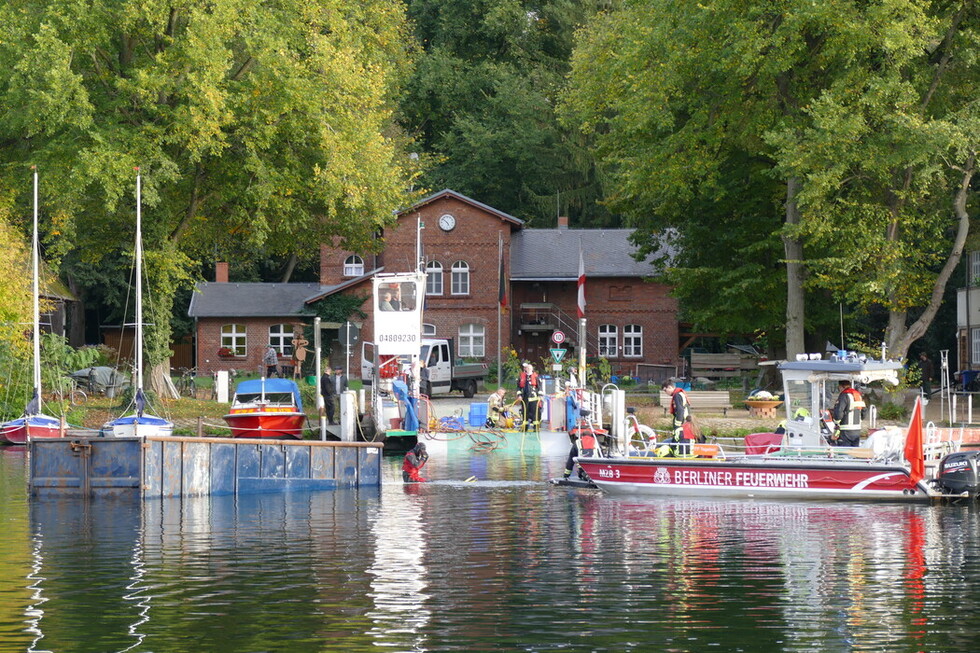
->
[147, 361, 179, 399]
[281, 253, 298, 283]
[889, 154, 976, 360]
[782, 176, 806, 358]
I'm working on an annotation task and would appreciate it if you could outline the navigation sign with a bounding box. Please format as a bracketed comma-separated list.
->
[550, 348, 566, 363]
[340, 321, 360, 347]
[551, 330, 566, 345]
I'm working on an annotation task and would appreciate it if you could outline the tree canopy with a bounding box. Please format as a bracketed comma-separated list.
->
[564, 0, 978, 358]
[400, 0, 612, 226]
[0, 0, 416, 392]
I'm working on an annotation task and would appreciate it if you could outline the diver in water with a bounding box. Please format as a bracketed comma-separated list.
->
[402, 442, 429, 483]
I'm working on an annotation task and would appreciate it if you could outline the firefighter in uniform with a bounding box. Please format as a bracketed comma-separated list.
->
[832, 380, 865, 447]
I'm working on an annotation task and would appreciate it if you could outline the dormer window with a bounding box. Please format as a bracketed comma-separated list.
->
[344, 255, 364, 277]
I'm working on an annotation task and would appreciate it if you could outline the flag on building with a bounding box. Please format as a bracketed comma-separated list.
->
[577, 242, 586, 319]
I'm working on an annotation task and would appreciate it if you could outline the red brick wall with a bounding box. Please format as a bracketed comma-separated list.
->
[512, 277, 678, 375]
[196, 317, 309, 376]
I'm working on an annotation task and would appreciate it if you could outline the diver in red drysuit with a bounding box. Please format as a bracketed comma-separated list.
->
[402, 442, 428, 483]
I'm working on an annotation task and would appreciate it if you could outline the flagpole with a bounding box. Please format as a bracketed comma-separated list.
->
[497, 231, 503, 388]
[578, 239, 587, 385]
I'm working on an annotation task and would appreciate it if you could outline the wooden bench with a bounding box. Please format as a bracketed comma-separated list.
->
[690, 353, 757, 380]
[660, 390, 733, 416]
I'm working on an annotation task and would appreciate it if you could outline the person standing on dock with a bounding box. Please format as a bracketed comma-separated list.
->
[918, 352, 935, 400]
[662, 379, 694, 455]
[321, 368, 337, 425]
[518, 362, 541, 431]
[832, 380, 865, 447]
[263, 344, 279, 378]
[402, 442, 428, 482]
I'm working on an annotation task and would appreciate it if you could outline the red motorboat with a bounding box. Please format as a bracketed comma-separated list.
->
[222, 378, 307, 439]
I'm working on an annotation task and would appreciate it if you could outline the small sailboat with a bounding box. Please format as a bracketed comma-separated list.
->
[1, 168, 62, 444]
[102, 170, 173, 438]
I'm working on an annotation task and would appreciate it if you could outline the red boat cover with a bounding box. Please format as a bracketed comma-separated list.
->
[744, 432, 783, 455]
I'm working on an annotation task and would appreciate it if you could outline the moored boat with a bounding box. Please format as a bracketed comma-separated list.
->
[101, 171, 173, 438]
[1, 169, 63, 444]
[568, 353, 966, 503]
[223, 378, 307, 439]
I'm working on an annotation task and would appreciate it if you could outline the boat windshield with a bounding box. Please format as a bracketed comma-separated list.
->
[234, 392, 295, 406]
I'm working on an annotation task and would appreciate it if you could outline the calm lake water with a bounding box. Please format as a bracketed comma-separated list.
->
[2, 439, 980, 652]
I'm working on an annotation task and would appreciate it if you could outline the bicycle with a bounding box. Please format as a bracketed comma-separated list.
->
[51, 377, 87, 406]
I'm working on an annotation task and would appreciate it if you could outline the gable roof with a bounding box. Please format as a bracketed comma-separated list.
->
[510, 229, 670, 280]
[401, 189, 524, 227]
[188, 282, 323, 318]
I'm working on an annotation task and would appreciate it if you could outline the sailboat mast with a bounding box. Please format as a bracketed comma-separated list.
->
[135, 169, 143, 392]
[32, 167, 41, 394]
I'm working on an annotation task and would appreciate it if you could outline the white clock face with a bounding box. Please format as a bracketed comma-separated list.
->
[439, 214, 456, 231]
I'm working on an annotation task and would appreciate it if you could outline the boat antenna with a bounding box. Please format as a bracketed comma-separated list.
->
[839, 303, 844, 353]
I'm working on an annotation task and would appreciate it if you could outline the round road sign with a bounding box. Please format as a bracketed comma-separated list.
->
[551, 330, 566, 345]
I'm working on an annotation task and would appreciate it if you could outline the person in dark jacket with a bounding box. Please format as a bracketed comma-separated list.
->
[320, 369, 337, 424]
[662, 379, 694, 455]
[402, 442, 428, 482]
[832, 380, 865, 447]
[518, 362, 541, 431]
[919, 352, 935, 399]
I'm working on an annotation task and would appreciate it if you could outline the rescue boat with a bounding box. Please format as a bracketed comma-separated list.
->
[563, 353, 971, 503]
[223, 378, 307, 439]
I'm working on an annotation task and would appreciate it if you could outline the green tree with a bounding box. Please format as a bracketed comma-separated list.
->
[401, 0, 612, 225]
[0, 213, 33, 417]
[564, 0, 978, 358]
[0, 1, 416, 396]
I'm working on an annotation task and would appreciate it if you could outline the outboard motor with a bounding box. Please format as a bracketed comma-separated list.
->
[936, 451, 980, 497]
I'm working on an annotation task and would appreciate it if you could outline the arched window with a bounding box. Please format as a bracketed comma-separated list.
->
[220, 324, 247, 356]
[269, 324, 293, 355]
[343, 255, 364, 277]
[423, 323, 437, 337]
[426, 261, 443, 295]
[598, 324, 618, 358]
[451, 261, 470, 295]
[458, 323, 485, 357]
[623, 324, 643, 357]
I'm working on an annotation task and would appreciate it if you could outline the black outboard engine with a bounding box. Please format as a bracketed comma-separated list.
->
[936, 451, 980, 497]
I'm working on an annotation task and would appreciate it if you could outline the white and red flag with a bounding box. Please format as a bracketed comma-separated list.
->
[577, 242, 586, 319]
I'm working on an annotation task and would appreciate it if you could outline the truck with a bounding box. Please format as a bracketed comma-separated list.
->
[361, 338, 487, 398]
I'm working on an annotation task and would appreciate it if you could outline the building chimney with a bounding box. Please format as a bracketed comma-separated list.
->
[215, 262, 229, 283]
[557, 216, 569, 229]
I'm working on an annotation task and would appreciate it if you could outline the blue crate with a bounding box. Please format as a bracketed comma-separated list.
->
[468, 403, 488, 426]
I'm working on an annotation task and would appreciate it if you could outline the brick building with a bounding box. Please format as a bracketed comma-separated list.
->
[188, 190, 679, 380]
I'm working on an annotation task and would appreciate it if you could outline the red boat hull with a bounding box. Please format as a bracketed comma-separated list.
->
[0, 419, 62, 445]
[576, 455, 930, 502]
[222, 411, 306, 439]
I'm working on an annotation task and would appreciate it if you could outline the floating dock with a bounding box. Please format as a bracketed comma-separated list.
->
[29, 436, 382, 498]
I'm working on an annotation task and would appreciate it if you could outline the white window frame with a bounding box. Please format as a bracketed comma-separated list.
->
[972, 251, 980, 285]
[972, 328, 980, 366]
[221, 324, 247, 356]
[598, 324, 618, 358]
[623, 324, 643, 358]
[458, 323, 485, 358]
[269, 324, 293, 356]
[423, 323, 437, 337]
[426, 261, 443, 295]
[343, 255, 364, 277]
[451, 261, 470, 296]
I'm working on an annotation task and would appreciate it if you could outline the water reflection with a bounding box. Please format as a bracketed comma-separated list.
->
[365, 474, 430, 649]
[6, 449, 980, 651]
